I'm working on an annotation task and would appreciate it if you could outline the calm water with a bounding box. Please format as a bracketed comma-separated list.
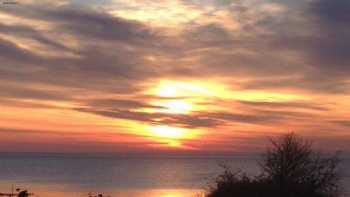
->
[0, 153, 349, 197]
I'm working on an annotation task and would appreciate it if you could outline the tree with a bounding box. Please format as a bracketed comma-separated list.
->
[207, 133, 341, 197]
[260, 133, 340, 197]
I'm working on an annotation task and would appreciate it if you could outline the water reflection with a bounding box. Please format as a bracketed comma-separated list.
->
[0, 184, 203, 197]
[0, 154, 261, 197]
[112, 189, 203, 197]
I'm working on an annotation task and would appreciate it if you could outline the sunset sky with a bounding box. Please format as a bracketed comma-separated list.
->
[0, 0, 349, 154]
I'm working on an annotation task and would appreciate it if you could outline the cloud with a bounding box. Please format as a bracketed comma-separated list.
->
[0, 83, 70, 101]
[0, 23, 73, 52]
[331, 120, 350, 128]
[43, 8, 157, 44]
[311, 0, 350, 25]
[238, 101, 329, 111]
[75, 98, 317, 129]
[86, 99, 161, 109]
[308, 0, 350, 70]
[0, 126, 145, 139]
[0, 5, 166, 101]
[1, 0, 350, 153]
[175, 0, 350, 93]
[2, 0, 349, 98]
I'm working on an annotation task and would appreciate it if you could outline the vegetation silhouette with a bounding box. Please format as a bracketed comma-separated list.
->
[0, 187, 33, 197]
[207, 133, 341, 197]
[87, 192, 110, 197]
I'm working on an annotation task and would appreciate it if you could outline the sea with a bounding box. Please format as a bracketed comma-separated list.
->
[0, 153, 349, 197]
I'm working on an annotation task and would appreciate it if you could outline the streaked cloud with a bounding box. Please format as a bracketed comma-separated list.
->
[0, 0, 349, 153]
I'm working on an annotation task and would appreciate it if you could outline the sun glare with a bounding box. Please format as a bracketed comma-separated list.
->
[153, 80, 215, 98]
[146, 80, 217, 114]
[140, 79, 305, 148]
[159, 100, 193, 114]
[157, 85, 178, 97]
[151, 125, 185, 139]
[144, 80, 233, 115]
[149, 80, 304, 102]
[147, 125, 198, 148]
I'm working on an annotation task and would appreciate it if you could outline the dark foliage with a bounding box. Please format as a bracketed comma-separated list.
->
[207, 133, 341, 197]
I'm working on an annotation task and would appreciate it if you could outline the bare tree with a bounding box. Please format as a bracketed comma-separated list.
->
[207, 133, 342, 197]
[260, 133, 341, 197]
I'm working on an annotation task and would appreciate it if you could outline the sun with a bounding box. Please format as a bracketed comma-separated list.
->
[147, 80, 219, 114]
[158, 100, 193, 114]
[150, 125, 185, 139]
[157, 84, 178, 97]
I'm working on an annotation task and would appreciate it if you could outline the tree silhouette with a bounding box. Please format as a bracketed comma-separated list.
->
[260, 133, 340, 197]
[207, 133, 341, 197]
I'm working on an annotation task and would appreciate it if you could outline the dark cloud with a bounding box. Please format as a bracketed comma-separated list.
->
[24, 7, 158, 45]
[0, 38, 40, 63]
[0, 23, 73, 52]
[2, 0, 349, 97]
[76, 96, 290, 128]
[0, 98, 68, 109]
[75, 107, 223, 128]
[311, 0, 350, 25]
[240, 76, 350, 94]
[183, 23, 233, 49]
[177, 0, 350, 93]
[75, 101, 314, 128]
[0, 6, 166, 101]
[238, 101, 329, 111]
[0, 127, 146, 139]
[308, 0, 350, 70]
[255, 0, 350, 92]
[331, 120, 350, 128]
[0, 83, 70, 101]
[86, 99, 161, 110]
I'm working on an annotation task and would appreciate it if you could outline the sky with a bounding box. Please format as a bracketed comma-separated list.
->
[0, 0, 349, 154]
